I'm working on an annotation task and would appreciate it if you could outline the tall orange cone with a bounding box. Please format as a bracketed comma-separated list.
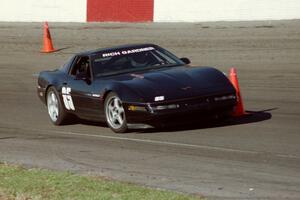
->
[41, 22, 56, 53]
[228, 68, 247, 116]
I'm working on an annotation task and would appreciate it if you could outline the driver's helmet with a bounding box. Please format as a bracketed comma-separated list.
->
[79, 61, 89, 74]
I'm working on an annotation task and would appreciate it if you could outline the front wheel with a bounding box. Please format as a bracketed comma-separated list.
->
[104, 92, 128, 133]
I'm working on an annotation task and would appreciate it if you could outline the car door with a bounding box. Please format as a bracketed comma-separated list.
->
[64, 55, 102, 119]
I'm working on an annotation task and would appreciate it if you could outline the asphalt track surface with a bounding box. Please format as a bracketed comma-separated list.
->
[0, 20, 300, 199]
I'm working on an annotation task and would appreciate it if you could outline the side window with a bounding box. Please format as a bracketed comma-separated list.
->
[70, 56, 91, 79]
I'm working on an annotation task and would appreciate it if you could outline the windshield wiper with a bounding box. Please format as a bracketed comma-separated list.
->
[150, 63, 179, 69]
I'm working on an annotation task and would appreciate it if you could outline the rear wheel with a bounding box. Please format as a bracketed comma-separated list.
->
[104, 92, 128, 133]
[46, 86, 68, 125]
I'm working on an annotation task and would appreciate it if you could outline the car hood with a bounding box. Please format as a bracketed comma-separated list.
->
[105, 66, 235, 103]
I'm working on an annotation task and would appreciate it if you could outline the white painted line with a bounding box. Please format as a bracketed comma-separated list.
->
[30, 128, 261, 154]
[276, 154, 300, 159]
[47, 130, 300, 159]
[4, 126, 300, 159]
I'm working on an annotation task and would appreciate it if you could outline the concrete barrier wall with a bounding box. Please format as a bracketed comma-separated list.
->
[0, 0, 86, 22]
[154, 0, 300, 22]
[0, 0, 300, 22]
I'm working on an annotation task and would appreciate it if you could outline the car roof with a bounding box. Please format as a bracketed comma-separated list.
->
[76, 43, 159, 57]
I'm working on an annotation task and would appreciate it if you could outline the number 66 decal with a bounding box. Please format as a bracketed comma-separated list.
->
[62, 87, 75, 110]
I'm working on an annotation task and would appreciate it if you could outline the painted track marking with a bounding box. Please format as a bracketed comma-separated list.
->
[2, 126, 298, 159]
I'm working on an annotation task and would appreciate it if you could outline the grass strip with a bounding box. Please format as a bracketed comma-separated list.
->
[0, 163, 204, 200]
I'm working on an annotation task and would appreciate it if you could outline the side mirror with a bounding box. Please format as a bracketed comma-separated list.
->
[75, 73, 92, 85]
[75, 73, 87, 81]
[180, 57, 191, 65]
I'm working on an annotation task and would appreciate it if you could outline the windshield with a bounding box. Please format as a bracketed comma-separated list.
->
[92, 46, 184, 77]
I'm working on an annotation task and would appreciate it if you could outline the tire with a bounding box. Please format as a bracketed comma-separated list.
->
[46, 86, 69, 125]
[104, 92, 128, 133]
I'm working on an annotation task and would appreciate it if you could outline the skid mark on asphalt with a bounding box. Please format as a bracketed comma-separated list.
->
[2, 126, 300, 160]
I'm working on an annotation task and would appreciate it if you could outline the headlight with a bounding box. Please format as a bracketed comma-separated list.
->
[151, 104, 180, 111]
[214, 94, 236, 102]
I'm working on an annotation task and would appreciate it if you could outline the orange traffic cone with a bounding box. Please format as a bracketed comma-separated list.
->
[228, 68, 247, 116]
[41, 22, 56, 53]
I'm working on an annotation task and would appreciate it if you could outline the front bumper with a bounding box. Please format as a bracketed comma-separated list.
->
[123, 94, 237, 124]
[37, 85, 47, 104]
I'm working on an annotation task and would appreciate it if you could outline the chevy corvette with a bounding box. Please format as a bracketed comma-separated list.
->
[37, 44, 237, 133]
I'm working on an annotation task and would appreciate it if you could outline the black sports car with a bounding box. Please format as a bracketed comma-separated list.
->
[37, 44, 237, 133]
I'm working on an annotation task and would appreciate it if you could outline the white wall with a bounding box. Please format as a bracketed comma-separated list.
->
[154, 0, 300, 22]
[0, 0, 86, 22]
[1, 0, 300, 22]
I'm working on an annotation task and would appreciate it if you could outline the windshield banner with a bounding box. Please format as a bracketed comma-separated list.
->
[102, 47, 155, 58]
